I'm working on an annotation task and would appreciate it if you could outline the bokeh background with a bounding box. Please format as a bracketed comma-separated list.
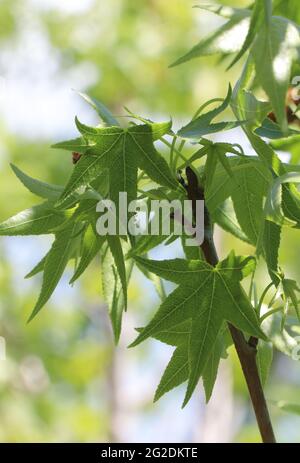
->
[0, 0, 299, 443]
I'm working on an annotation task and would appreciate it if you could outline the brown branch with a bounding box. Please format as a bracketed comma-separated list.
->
[185, 167, 276, 444]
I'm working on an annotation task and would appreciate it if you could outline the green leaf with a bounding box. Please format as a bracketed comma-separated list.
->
[257, 340, 273, 386]
[107, 235, 127, 310]
[69, 225, 105, 284]
[252, 17, 300, 133]
[271, 135, 300, 163]
[25, 252, 49, 279]
[77, 91, 120, 127]
[170, 11, 251, 67]
[51, 137, 92, 153]
[181, 235, 203, 260]
[202, 329, 224, 402]
[194, 4, 249, 20]
[28, 221, 79, 321]
[215, 145, 235, 179]
[211, 198, 251, 244]
[255, 118, 300, 139]
[177, 86, 236, 139]
[205, 146, 223, 191]
[282, 279, 300, 319]
[265, 172, 300, 227]
[56, 122, 178, 211]
[131, 256, 266, 405]
[276, 401, 300, 415]
[261, 312, 298, 358]
[217, 252, 257, 281]
[11, 164, 63, 200]
[101, 242, 133, 343]
[151, 320, 191, 347]
[123, 108, 172, 141]
[262, 220, 281, 286]
[206, 156, 272, 245]
[179, 121, 244, 139]
[227, 0, 263, 69]
[231, 89, 271, 132]
[152, 321, 228, 403]
[231, 160, 271, 245]
[154, 342, 189, 402]
[0, 202, 70, 236]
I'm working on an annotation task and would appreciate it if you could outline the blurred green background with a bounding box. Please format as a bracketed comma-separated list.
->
[0, 0, 299, 443]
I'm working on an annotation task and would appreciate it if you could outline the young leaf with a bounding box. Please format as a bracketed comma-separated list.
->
[177, 86, 240, 140]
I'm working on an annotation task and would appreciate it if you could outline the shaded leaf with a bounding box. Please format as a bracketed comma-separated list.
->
[170, 11, 251, 67]
[252, 17, 300, 133]
[69, 225, 105, 284]
[28, 221, 79, 321]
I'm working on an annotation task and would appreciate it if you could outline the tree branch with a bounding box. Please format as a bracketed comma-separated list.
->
[185, 166, 276, 444]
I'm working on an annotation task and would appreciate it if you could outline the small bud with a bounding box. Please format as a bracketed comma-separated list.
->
[72, 152, 82, 164]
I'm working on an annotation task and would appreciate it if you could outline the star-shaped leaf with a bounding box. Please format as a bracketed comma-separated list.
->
[131, 255, 266, 405]
[53, 119, 178, 214]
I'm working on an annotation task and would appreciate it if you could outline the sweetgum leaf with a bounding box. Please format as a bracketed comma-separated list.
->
[69, 225, 105, 284]
[131, 256, 266, 405]
[77, 91, 120, 127]
[11, 164, 63, 200]
[252, 17, 300, 133]
[170, 11, 251, 67]
[28, 221, 79, 321]
[0, 202, 71, 236]
[154, 342, 189, 402]
[55, 122, 178, 212]
[101, 242, 133, 343]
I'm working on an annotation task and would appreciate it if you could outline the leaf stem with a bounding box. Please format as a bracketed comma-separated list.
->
[185, 166, 276, 444]
[160, 137, 188, 166]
